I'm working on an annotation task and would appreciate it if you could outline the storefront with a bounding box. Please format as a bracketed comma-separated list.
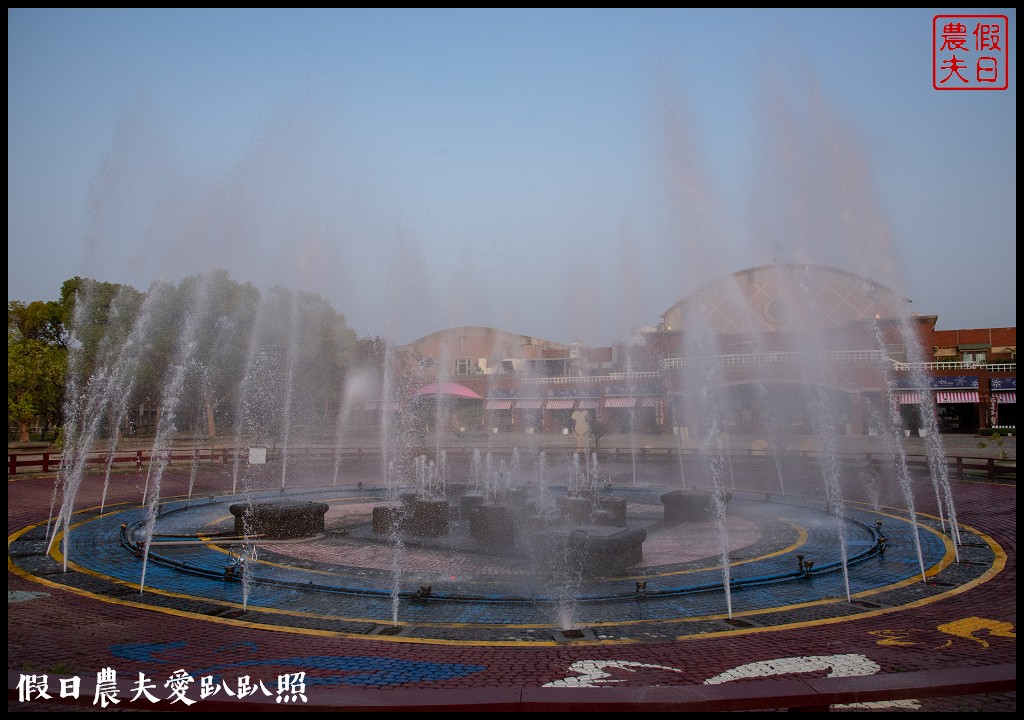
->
[990, 377, 1016, 429]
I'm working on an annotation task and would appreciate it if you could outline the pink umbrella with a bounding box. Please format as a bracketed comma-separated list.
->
[411, 382, 483, 400]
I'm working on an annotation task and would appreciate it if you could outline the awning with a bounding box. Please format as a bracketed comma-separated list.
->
[484, 400, 513, 410]
[898, 391, 921, 404]
[935, 390, 980, 404]
[642, 397, 661, 408]
[545, 399, 575, 410]
[578, 400, 599, 410]
[604, 397, 636, 408]
[412, 382, 483, 400]
[515, 399, 543, 410]
[994, 391, 1016, 404]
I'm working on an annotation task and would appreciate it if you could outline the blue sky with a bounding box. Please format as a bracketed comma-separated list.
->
[7, 8, 1016, 345]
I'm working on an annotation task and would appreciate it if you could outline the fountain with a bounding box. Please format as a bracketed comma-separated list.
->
[31, 440, 965, 648]
[28, 67, 974, 647]
[41, 266, 962, 637]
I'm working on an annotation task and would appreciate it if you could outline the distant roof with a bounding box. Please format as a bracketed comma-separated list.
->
[411, 382, 483, 400]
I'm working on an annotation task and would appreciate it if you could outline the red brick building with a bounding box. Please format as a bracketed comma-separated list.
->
[382, 265, 1015, 436]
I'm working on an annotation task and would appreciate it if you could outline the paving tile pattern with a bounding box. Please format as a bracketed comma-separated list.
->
[8, 453, 1016, 712]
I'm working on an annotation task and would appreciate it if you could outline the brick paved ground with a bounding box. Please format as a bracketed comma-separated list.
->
[8, 446, 1016, 712]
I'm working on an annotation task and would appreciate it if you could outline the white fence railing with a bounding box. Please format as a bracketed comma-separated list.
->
[512, 357, 1014, 383]
[662, 350, 887, 370]
[524, 371, 661, 385]
[663, 353, 1015, 373]
[891, 361, 1016, 372]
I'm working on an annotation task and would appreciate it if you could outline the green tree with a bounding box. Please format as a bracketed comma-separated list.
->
[355, 335, 388, 370]
[171, 270, 260, 439]
[589, 414, 610, 452]
[978, 431, 1009, 461]
[59, 277, 144, 380]
[291, 289, 359, 426]
[8, 300, 68, 347]
[33, 270, 364, 446]
[200, 273, 260, 439]
[9, 299, 69, 441]
[8, 338, 66, 442]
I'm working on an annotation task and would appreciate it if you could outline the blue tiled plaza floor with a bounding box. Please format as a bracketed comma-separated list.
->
[8, 457, 1016, 711]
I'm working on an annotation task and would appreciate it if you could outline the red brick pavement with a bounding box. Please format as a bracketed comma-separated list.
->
[8, 468, 1016, 712]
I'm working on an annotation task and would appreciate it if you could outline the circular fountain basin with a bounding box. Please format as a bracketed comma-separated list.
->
[29, 476, 974, 646]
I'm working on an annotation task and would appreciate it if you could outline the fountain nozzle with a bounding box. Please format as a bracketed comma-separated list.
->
[797, 555, 814, 577]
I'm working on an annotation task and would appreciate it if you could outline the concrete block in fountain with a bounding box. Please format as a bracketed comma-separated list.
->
[531, 525, 647, 576]
[229, 500, 329, 540]
[459, 494, 485, 520]
[556, 495, 594, 524]
[443, 482, 471, 499]
[408, 498, 450, 537]
[469, 503, 516, 546]
[660, 489, 731, 523]
[504, 487, 529, 506]
[372, 505, 405, 533]
[596, 497, 627, 527]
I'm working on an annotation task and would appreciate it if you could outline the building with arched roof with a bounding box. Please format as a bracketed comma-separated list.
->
[659, 264, 910, 335]
[372, 265, 1014, 436]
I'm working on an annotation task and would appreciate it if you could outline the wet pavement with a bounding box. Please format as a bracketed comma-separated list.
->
[7, 451, 1016, 711]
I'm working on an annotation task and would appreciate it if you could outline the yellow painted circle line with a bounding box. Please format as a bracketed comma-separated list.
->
[8, 500, 1004, 647]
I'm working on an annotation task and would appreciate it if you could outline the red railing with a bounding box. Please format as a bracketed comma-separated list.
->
[8, 445, 1015, 480]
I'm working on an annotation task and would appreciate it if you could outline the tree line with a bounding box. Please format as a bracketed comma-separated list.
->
[8, 270, 386, 444]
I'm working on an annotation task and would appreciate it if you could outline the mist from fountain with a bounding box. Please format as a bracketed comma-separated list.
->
[331, 370, 377, 486]
[37, 59, 974, 638]
[95, 321, 145, 510]
[671, 424, 689, 488]
[498, 458, 510, 496]
[438, 450, 448, 497]
[277, 293, 300, 491]
[752, 383, 788, 496]
[484, 452, 495, 501]
[379, 340, 402, 495]
[536, 450, 551, 515]
[695, 363, 735, 619]
[50, 282, 160, 569]
[471, 448, 483, 494]
[806, 383, 852, 603]
[510, 447, 522, 489]
[871, 322, 929, 580]
[567, 452, 582, 494]
[378, 338, 414, 624]
[893, 317, 961, 556]
[551, 537, 588, 633]
[655, 66, 964, 614]
[229, 302, 265, 495]
[232, 542, 258, 611]
[137, 276, 221, 593]
[187, 446, 200, 499]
